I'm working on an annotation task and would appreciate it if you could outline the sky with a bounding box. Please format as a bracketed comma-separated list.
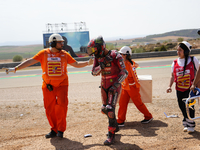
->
[0, 0, 199, 46]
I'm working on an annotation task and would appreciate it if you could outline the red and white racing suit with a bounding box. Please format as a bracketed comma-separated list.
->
[92, 50, 128, 133]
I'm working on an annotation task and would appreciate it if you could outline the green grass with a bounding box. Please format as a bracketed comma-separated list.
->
[0, 45, 43, 60]
[0, 52, 36, 60]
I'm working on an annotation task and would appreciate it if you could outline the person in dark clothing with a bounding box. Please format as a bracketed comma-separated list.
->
[62, 36, 78, 57]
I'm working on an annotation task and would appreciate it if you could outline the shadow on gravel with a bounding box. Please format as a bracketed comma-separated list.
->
[110, 134, 143, 150]
[50, 137, 102, 150]
[183, 130, 200, 140]
[50, 134, 143, 150]
[119, 120, 168, 137]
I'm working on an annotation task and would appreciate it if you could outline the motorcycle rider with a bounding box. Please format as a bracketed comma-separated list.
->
[87, 36, 128, 145]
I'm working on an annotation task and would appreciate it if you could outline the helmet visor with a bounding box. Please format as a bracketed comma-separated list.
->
[87, 47, 96, 55]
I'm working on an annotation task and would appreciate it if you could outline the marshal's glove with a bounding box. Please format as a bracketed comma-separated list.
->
[4, 67, 17, 74]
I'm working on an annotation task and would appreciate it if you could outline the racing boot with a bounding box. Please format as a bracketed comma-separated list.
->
[104, 131, 115, 145]
[104, 126, 115, 145]
[106, 124, 119, 136]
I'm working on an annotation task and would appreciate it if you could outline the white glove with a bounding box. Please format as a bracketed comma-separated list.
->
[5, 67, 16, 74]
[88, 58, 94, 65]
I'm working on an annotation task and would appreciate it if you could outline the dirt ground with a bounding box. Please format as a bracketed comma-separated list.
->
[1, 57, 200, 150]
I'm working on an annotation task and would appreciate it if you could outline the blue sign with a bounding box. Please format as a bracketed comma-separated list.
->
[43, 31, 90, 53]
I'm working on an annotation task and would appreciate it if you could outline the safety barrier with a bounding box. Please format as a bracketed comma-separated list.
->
[0, 49, 200, 69]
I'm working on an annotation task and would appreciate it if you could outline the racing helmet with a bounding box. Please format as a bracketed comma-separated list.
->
[49, 33, 64, 47]
[119, 46, 132, 55]
[87, 36, 106, 57]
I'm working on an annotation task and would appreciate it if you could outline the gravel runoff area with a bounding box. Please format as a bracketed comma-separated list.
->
[1, 56, 200, 150]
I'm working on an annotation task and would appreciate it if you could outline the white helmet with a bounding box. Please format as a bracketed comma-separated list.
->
[119, 46, 132, 55]
[49, 33, 64, 43]
[181, 41, 192, 52]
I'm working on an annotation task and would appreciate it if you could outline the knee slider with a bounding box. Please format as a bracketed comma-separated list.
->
[108, 111, 114, 119]
[106, 105, 114, 118]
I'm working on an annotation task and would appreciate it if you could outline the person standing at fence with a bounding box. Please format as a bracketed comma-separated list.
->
[166, 41, 199, 133]
[5, 33, 93, 139]
[117, 46, 153, 127]
[62, 36, 78, 57]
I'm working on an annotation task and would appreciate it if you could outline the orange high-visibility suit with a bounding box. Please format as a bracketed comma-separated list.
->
[117, 60, 152, 124]
[33, 48, 76, 133]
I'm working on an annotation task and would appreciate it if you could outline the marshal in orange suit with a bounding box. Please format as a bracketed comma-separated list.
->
[5, 33, 93, 138]
[117, 46, 153, 127]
